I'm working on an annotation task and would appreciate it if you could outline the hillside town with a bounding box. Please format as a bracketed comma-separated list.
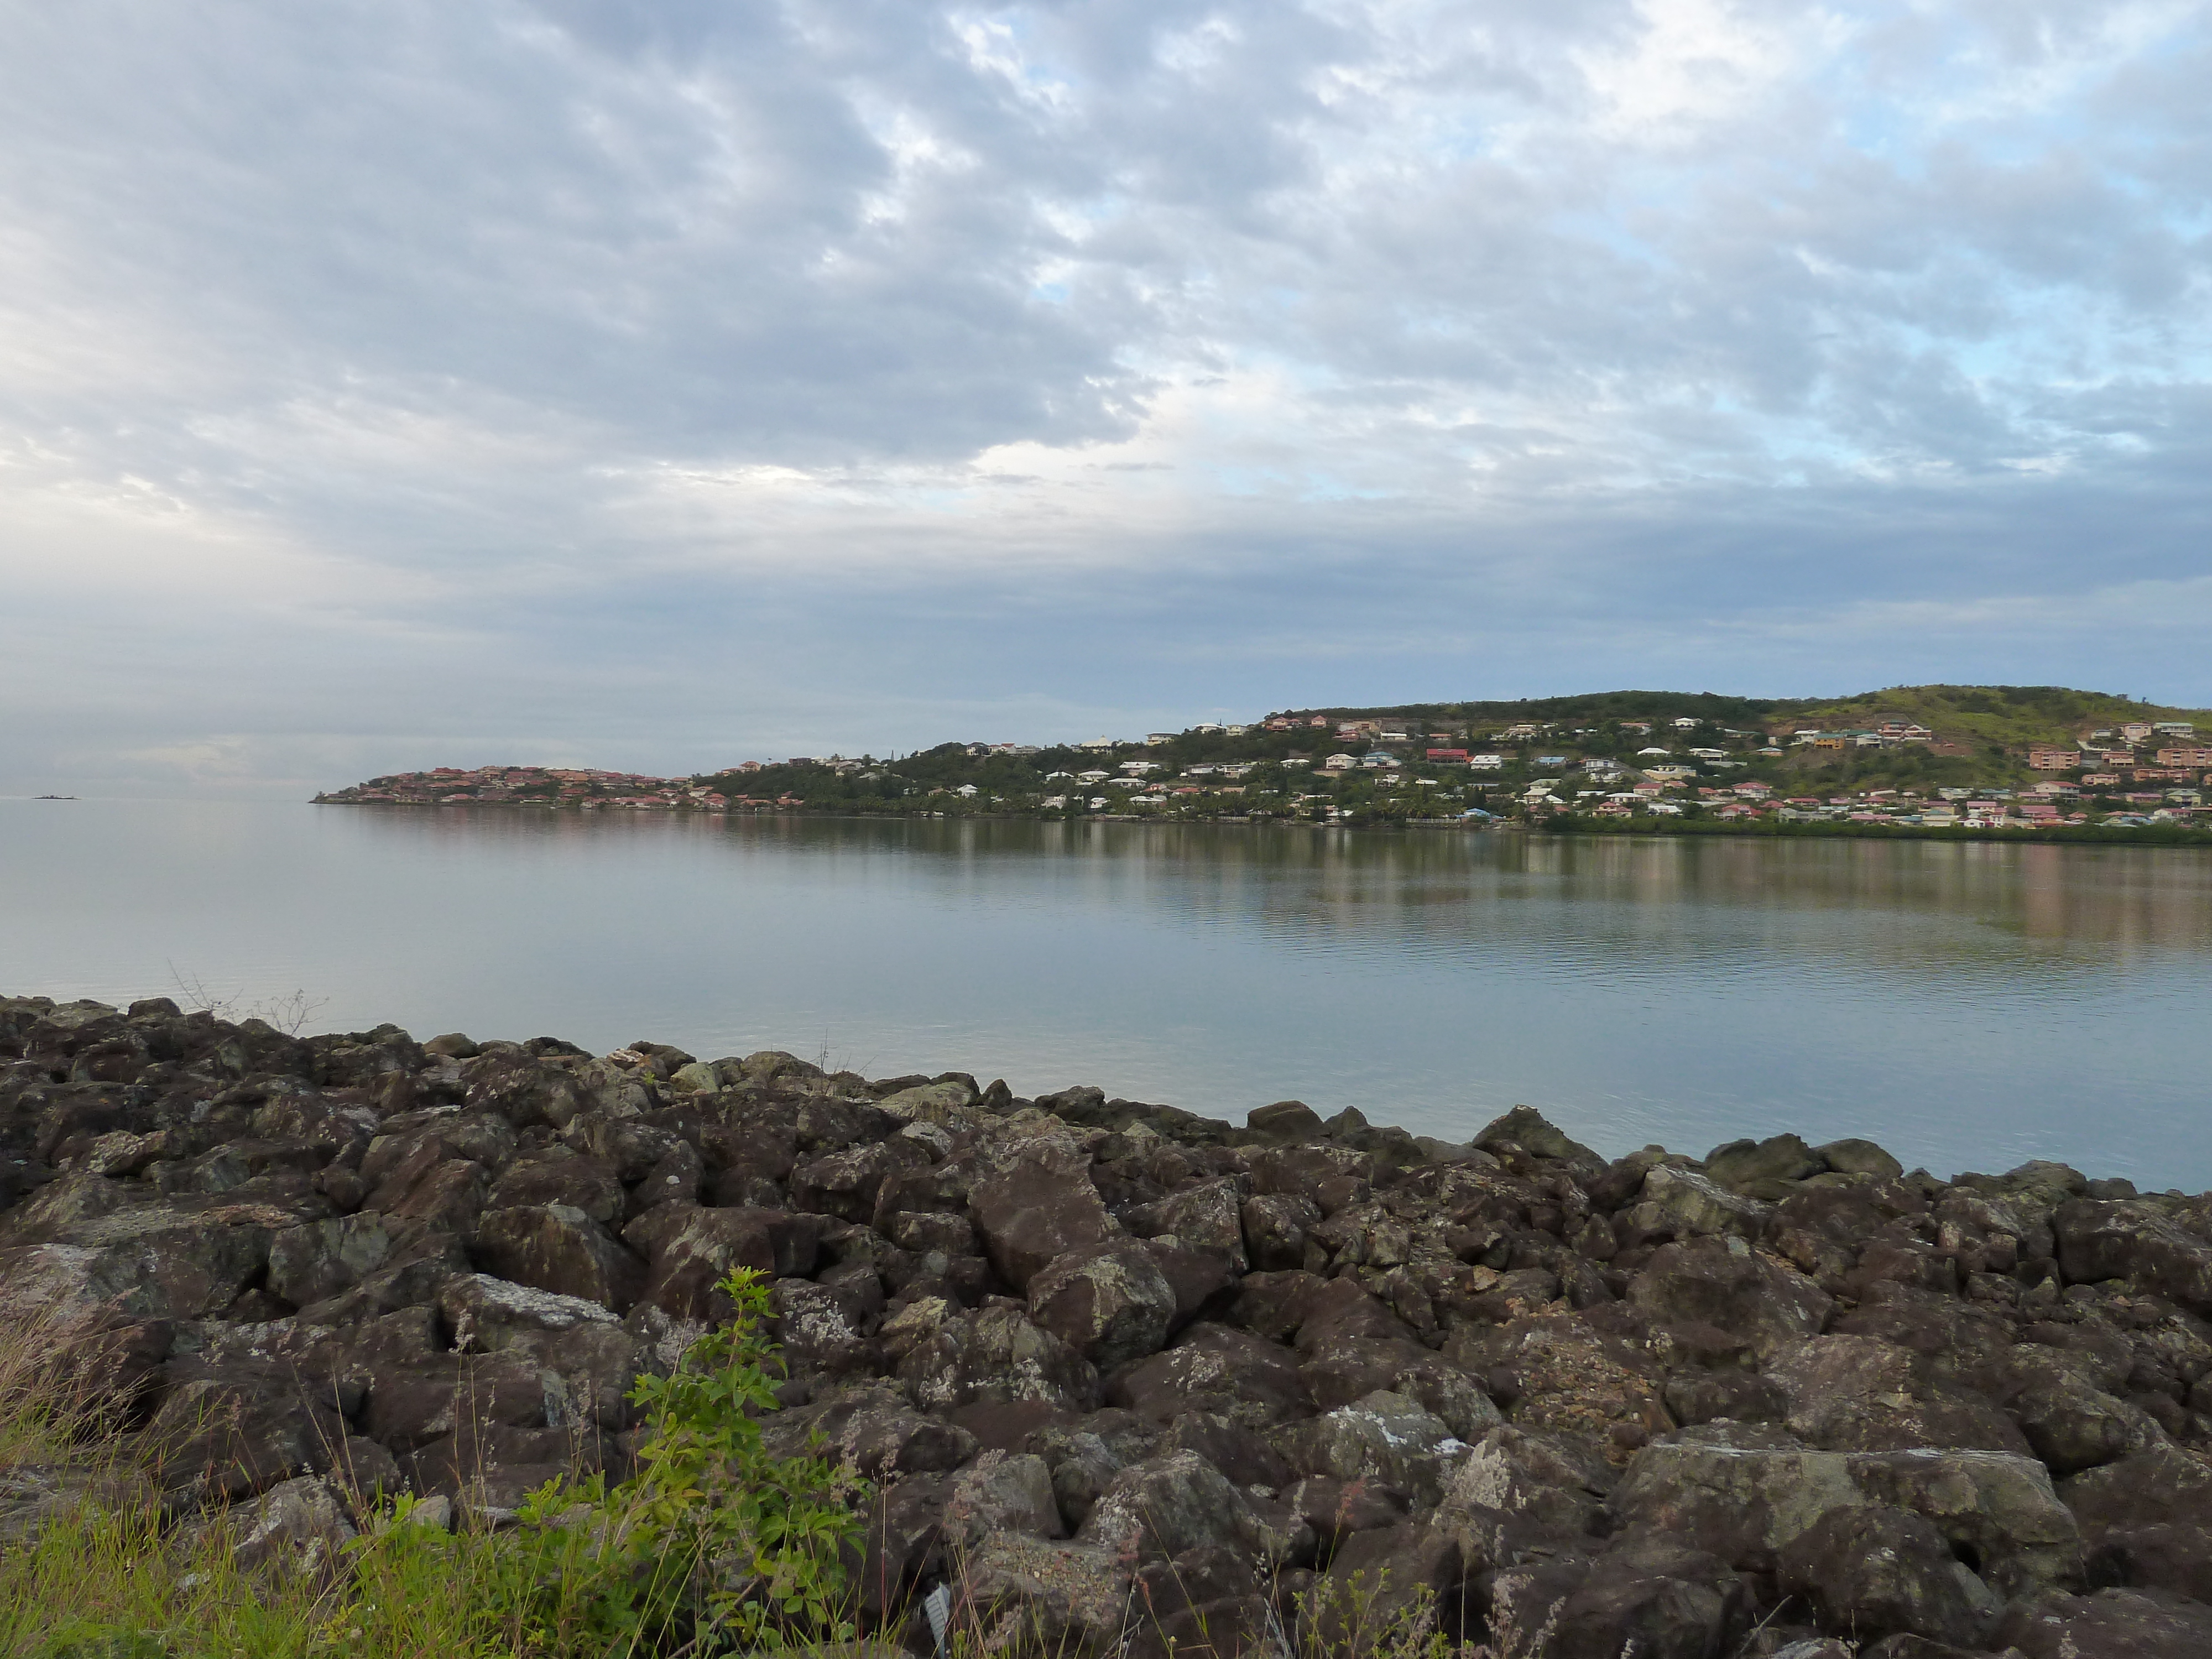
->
[312, 687, 2212, 842]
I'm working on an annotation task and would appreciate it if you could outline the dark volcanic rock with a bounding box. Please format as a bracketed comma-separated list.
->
[12, 992, 2212, 1651]
[474, 1202, 644, 1312]
[1777, 1505, 2000, 1646]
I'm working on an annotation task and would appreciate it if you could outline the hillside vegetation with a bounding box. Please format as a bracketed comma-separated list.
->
[1785, 685, 2208, 752]
[1295, 685, 2208, 754]
[312, 684, 2212, 841]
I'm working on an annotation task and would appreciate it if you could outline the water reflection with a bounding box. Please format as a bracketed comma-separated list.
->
[8, 802, 2212, 1186]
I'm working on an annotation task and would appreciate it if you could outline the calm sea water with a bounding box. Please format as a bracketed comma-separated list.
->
[6, 800, 2211, 1187]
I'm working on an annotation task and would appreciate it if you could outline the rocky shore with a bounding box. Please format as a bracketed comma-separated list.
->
[7, 995, 2212, 1657]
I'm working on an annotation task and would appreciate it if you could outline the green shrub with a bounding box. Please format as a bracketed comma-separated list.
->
[0, 1267, 867, 1658]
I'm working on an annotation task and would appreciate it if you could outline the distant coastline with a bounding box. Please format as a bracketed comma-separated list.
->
[310, 682, 2212, 847]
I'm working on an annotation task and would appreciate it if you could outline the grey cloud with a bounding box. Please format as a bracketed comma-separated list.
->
[1, 1, 2209, 792]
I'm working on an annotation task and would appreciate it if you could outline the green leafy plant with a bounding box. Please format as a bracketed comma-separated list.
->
[588, 1265, 870, 1649]
[2, 1267, 867, 1658]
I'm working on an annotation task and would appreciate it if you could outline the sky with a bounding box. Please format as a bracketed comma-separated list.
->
[2, 0, 2209, 796]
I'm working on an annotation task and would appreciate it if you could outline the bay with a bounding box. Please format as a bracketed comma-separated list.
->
[4, 799, 2210, 1187]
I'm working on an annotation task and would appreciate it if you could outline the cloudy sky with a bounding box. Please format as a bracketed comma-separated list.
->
[3, 0, 2209, 794]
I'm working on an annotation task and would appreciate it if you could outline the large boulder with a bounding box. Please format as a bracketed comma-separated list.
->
[1814, 1138, 1905, 1180]
[942, 1450, 1067, 1548]
[1442, 1423, 1614, 1536]
[1619, 1167, 1768, 1243]
[2061, 1445, 2212, 1604]
[222, 1473, 358, 1582]
[3, 1202, 283, 1321]
[1979, 1343, 2163, 1475]
[2055, 1199, 2212, 1311]
[1029, 1240, 1179, 1370]
[482, 1154, 624, 1223]
[1610, 1432, 2081, 1596]
[1475, 1106, 1599, 1165]
[1777, 1505, 2001, 1647]
[1546, 1530, 1747, 1659]
[1240, 1192, 1323, 1273]
[950, 1533, 1132, 1658]
[474, 1203, 643, 1313]
[1447, 1311, 1668, 1454]
[898, 1303, 1100, 1413]
[780, 1383, 978, 1479]
[770, 1277, 876, 1376]
[1627, 1236, 1833, 1360]
[968, 1143, 1114, 1293]
[267, 1214, 397, 1308]
[1077, 1449, 1302, 1568]
[1246, 1101, 1324, 1142]
[142, 1359, 351, 1505]
[1704, 1134, 1824, 1197]
[1764, 1335, 2031, 1455]
[1278, 1390, 1468, 1507]
[437, 1271, 619, 1349]
[621, 1204, 822, 1317]
[790, 1139, 927, 1223]
[1128, 1178, 1249, 1271]
[1109, 1323, 1314, 1429]
[2002, 1588, 2212, 1658]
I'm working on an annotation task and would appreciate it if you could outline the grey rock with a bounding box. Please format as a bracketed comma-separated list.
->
[1815, 1138, 1905, 1180]
[968, 1145, 1114, 1293]
[1704, 1133, 1824, 1196]
[267, 1214, 394, 1308]
[1610, 1439, 2080, 1595]
[1777, 1504, 2000, 1647]
[1078, 1449, 1302, 1568]
[1442, 1423, 1613, 1536]
[438, 1272, 617, 1349]
[1621, 1166, 1770, 1241]
[1028, 1240, 1178, 1370]
[951, 1533, 1131, 1657]
[1278, 1390, 1468, 1508]
[224, 1474, 358, 1582]
[898, 1303, 1100, 1413]
[1474, 1105, 1600, 1165]
[943, 1450, 1067, 1547]
[474, 1203, 643, 1313]
[1246, 1101, 1325, 1141]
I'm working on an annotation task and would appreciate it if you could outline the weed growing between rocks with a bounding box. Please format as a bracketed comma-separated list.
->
[0, 1268, 866, 1657]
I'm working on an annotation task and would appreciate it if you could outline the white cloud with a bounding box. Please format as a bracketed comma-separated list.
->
[1, 0, 2208, 791]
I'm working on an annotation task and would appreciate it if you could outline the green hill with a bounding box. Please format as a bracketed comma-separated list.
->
[1297, 685, 2208, 752]
[1780, 685, 2207, 752]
